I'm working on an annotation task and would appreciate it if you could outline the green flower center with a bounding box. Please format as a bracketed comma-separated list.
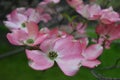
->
[48, 51, 58, 60]
[26, 39, 34, 44]
[21, 23, 26, 28]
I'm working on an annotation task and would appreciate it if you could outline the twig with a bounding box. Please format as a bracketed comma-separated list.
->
[0, 47, 25, 59]
[100, 58, 120, 70]
[91, 58, 120, 80]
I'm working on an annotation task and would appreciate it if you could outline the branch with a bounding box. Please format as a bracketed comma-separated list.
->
[0, 47, 25, 59]
[91, 58, 120, 80]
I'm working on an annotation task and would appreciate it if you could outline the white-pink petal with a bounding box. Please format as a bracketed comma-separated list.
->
[25, 21, 39, 38]
[81, 59, 101, 68]
[40, 38, 58, 53]
[82, 44, 103, 60]
[7, 30, 28, 45]
[56, 58, 81, 76]
[26, 49, 54, 70]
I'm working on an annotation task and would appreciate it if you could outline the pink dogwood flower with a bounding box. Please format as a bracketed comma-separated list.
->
[7, 22, 48, 46]
[96, 23, 120, 49]
[100, 7, 120, 24]
[26, 7, 51, 23]
[76, 4, 101, 20]
[79, 38, 103, 68]
[26, 37, 82, 76]
[4, 9, 28, 31]
[4, 7, 51, 31]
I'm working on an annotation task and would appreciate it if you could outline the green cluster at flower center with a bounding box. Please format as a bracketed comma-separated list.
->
[21, 23, 26, 28]
[26, 39, 34, 44]
[48, 51, 58, 60]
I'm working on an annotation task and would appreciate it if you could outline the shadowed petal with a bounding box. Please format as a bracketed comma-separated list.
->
[33, 34, 48, 46]
[83, 44, 103, 60]
[40, 38, 58, 53]
[3, 21, 19, 30]
[25, 21, 39, 38]
[56, 58, 81, 76]
[81, 59, 101, 68]
[7, 30, 28, 45]
[54, 37, 82, 59]
[26, 49, 54, 70]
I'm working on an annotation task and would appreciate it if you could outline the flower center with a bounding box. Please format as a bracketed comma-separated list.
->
[21, 23, 26, 28]
[48, 51, 58, 60]
[105, 35, 110, 39]
[26, 39, 34, 44]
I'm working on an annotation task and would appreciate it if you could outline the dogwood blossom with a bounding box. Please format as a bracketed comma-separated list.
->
[4, 7, 51, 31]
[77, 38, 103, 68]
[4, 0, 119, 77]
[96, 23, 120, 48]
[68, 1, 120, 24]
[7, 22, 48, 46]
[100, 7, 120, 24]
[26, 37, 82, 76]
[76, 4, 101, 20]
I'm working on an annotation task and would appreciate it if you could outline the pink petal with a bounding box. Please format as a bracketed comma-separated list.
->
[76, 23, 87, 34]
[40, 38, 58, 52]
[76, 4, 101, 20]
[40, 13, 51, 23]
[76, 5, 90, 19]
[16, 13, 27, 23]
[56, 58, 81, 76]
[16, 7, 26, 14]
[44, 0, 60, 3]
[48, 28, 67, 38]
[88, 4, 101, 20]
[100, 7, 120, 24]
[28, 12, 41, 23]
[109, 24, 120, 40]
[3, 21, 19, 30]
[95, 24, 105, 35]
[24, 8, 35, 16]
[26, 21, 39, 38]
[54, 37, 82, 59]
[79, 37, 88, 50]
[8, 9, 27, 23]
[81, 59, 101, 68]
[26, 49, 54, 70]
[52, 0, 60, 3]
[33, 34, 48, 46]
[83, 44, 103, 60]
[7, 30, 28, 45]
[6, 10, 19, 22]
[66, 0, 84, 8]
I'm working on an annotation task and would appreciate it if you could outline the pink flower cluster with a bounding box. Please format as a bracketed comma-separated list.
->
[67, 0, 120, 24]
[96, 23, 120, 49]
[47, 0, 120, 24]
[4, 7, 51, 32]
[3, 0, 120, 76]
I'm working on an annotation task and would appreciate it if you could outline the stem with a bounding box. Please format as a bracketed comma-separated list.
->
[0, 47, 25, 59]
[91, 58, 120, 80]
